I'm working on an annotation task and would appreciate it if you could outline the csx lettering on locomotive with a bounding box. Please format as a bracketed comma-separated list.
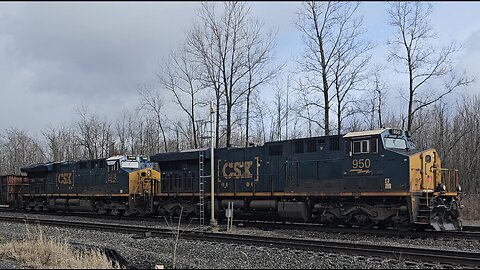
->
[221, 160, 254, 179]
[57, 173, 72, 185]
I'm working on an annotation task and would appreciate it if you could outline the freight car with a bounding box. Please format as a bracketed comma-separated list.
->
[0, 175, 29, 208]
[150, 128, 463, 231]
[17, 155, 161, 216]
[0, 176, 5, 205]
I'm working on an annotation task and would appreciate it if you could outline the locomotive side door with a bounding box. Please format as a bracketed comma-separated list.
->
[266, 143, 290, 193]
[420, 150, 440, 191]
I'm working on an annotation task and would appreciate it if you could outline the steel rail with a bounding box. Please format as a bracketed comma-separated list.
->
[235, 220, 480, 241]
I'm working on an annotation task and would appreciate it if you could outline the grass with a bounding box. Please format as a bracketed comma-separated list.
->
[0, 224, 121, 269]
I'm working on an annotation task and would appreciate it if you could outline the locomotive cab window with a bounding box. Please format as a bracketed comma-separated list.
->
[108, 162, 118, 173]
[384, 137, 407, 149]
[353, 140, 370, 154]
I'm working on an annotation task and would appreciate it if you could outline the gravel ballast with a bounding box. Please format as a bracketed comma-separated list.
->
[0, 212, 478, 269]
[0, 260, 24, 269]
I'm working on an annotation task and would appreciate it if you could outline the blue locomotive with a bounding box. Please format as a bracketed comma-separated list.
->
[18, 155, 161, 216]
[151, 128, 462, 231]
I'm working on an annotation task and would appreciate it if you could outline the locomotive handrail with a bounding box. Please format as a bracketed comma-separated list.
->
[440, 168, 460, 193]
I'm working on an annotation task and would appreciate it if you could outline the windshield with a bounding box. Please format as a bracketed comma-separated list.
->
[384, 137, 407, 149]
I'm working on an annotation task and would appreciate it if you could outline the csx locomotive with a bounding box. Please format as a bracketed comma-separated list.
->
[18, 156, 161, 216]
[3, 128, 463, 231]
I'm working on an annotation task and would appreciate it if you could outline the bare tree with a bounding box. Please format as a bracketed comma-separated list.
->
[42, 124, 81, 162]
[296, 1, 371, 136]
[370, 67, 387, 129]
[387, 2, 473, 132]
[269, 79, 293, 141]
[251, 97, 269, 145]
[330, 2, 372, 134]
[75, 106, 113, 159]
[273, 84, 284, 141]
[0, 127, 46, 174]
[137, 84, 169, 153]
[114, 109, 130, 155]
[114, 109, 160, 156]
[158, 45, 205, 149]
[284, 74, 293, 140]
[243, 19, 281, 147]
[296, 2, 346, 135]
[186, 2, 279, 147]
[295, 78, 323, 137]
[355, 65, 388, 130]
[187, 21, 223, 148]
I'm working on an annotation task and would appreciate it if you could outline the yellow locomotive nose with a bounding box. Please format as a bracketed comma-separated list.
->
[129, 168, 161, 195]
[409, 149, 441, 192]
[409, 148, 462, 230]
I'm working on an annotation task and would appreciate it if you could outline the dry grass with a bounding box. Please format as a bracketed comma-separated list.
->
[461, 193, 480, 220]
[0, 224, 121, 269]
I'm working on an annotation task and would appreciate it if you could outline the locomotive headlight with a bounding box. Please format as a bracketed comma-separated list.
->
[458, 185, 462, 193]
[440, 183, 446, 192]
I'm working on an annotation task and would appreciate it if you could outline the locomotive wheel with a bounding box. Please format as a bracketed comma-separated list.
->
[395, 216, 413, 231]
[352, 213, 374, 229]
[320, 212, 341, 227]
[97, 208, 108, 215]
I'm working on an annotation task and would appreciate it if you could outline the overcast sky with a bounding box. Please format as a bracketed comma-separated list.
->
[1, 2, 480, 136]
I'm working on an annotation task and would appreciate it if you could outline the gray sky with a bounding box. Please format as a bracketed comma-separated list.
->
[1, 2, 480, 136]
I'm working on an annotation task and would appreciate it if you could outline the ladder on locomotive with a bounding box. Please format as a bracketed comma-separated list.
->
[198, 150, 206, 227]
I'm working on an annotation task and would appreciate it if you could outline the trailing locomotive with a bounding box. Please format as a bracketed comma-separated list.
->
[4, 128, 463, 231]
[150, 128, 463, 231]
[17, 155, 161, 216]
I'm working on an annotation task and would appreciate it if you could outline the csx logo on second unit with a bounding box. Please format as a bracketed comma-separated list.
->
[222, 161, 253, 179]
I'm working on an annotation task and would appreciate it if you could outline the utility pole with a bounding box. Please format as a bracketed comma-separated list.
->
[210, 103, 218, 231]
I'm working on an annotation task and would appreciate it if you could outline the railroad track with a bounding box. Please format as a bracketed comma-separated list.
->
[2, 208, 480, 241]
[464, 225, 480, 233]
[0, 216, 479, 267]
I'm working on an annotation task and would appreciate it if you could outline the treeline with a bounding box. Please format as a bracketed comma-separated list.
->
[0, 2, 478, 193]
